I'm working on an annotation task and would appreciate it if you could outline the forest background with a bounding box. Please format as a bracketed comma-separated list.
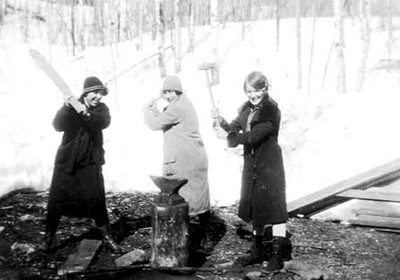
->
[1, 0, 400, 221]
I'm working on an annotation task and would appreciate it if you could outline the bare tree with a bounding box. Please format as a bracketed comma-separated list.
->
[93, 0, 105, 46]
[276, 0, 280, 51]
[307, 0, 317, 94]
[70, 1, 77, 56]
[296, 0, 302, 89]
[173, 0, 181, 73]
[188, 0, 195, 53]
[334, 0, 346, 94]
[386, 0, 393, 64]
[241, 0, 246, 41]
[356, 0, 370, 92]
[0, 0, 5, 25]
[155, 0, 166, 77]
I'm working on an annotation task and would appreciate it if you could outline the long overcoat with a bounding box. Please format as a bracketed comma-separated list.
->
[144, 94, 210, 216]
[220, 96, 288, 226]
[47, 103, 111, 225]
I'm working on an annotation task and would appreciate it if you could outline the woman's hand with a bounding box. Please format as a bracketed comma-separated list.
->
[215, 127, 227, 139]
[142, 98, 158, 112]
[210, 107, 220, 119]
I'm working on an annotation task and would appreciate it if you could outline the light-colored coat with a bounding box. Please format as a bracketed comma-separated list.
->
[144, 94, 210, 216]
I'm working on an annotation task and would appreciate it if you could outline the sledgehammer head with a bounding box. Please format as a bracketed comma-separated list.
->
[198, 62, 218, 71]
[149, 175, 188, 194]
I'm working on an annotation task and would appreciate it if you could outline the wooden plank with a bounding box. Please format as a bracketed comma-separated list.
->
[354, 207, 400, 219]
[349, 214, 400, 229]
[374, 228, 400, 234]
[58, 239, 102, 276]
[288, 158, 400, 218]
[336, 189, 400, 202]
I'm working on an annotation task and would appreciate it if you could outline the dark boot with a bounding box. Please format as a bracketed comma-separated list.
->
[265, 236, 292, 272]
[43, 232, 55, 251]
[282, 233, 293, 261]
[262, 226, 273, 261]
[246, 228, 273, 261]
[99, 225, 124, 254]
[235, 235, 265, 266]
[43, 212, 60, 251]
[197, 211, 213, 255]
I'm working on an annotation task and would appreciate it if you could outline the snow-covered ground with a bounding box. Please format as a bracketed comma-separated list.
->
[2, 17, 400, 220]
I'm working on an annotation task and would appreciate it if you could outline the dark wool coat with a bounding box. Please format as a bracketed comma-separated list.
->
[47, 103, 111, 225]
[220, 96, 288, 226]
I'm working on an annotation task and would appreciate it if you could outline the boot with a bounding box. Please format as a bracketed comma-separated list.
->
[43, 213, 60, 251]
[43, 232, 55, 251]
[99, 225, 124, 254]
[197, 211, 213, 255]
[282, 233, 293, 261]
[235, 235, 265, 266]
[265, 236, 292, 272]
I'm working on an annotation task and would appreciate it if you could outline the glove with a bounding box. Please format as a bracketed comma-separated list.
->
[227, 131, 239, 147]
[66, 96, 87, 114]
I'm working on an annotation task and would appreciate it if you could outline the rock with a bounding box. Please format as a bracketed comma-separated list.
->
[284, 260, 329, 280]
[115, 249, 150, 267]
[18, 214, 35, 221]
[214, 261, 234, 269]
[245, 271, 263, 279]
[11, 242, 35, 255]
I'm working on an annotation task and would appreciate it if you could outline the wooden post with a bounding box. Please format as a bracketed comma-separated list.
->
[151, 193, 189, 268]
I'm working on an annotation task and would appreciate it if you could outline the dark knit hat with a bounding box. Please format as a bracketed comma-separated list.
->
[83, 76, 108, 96]
[162, 75, 183, 94]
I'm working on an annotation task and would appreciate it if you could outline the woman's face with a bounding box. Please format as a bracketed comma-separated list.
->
[244, 83, 266, 105]
[84, 90, 104, 107]
[162, 90, 178, 103]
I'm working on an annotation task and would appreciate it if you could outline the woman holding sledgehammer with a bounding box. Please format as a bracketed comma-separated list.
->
[211, 71, 292, 271]
[142, 75, 212, 255]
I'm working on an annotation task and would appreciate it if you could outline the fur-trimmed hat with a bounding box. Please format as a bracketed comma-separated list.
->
[162, 75, 183, 94]
[83, 76, 108, 96]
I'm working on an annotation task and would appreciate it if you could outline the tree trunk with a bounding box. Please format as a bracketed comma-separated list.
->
[241, 0, 246, 41]
[386, 0, 393, 65]
[70, 1, 76, 56]
[276, 0, 280, 51]
[188, 0, 195, 53]
[138, 0, 144, 50]
[155, 0, 166, 77]
[0, 0, 5, 25]
[355, 0, 370, 92]
[334, 0, 347, 94]
[211, 0, 219, 63]
[151, 194, 189, 268]
[94, 0, 105, 46]
[173, 0, 181, 73]
[296, 0, 302, 89]
[307, 0, 317, 95]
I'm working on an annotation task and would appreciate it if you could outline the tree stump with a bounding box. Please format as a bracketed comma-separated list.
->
[151, 193, 189, 268]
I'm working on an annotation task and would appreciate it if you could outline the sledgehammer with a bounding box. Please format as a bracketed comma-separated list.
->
[198, 62, 221, 128]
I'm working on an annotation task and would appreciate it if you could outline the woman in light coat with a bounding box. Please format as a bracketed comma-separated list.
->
[143, 75, 211, 250]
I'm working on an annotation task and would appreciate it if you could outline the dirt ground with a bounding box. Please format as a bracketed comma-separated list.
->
[0, 189, 400, 280]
